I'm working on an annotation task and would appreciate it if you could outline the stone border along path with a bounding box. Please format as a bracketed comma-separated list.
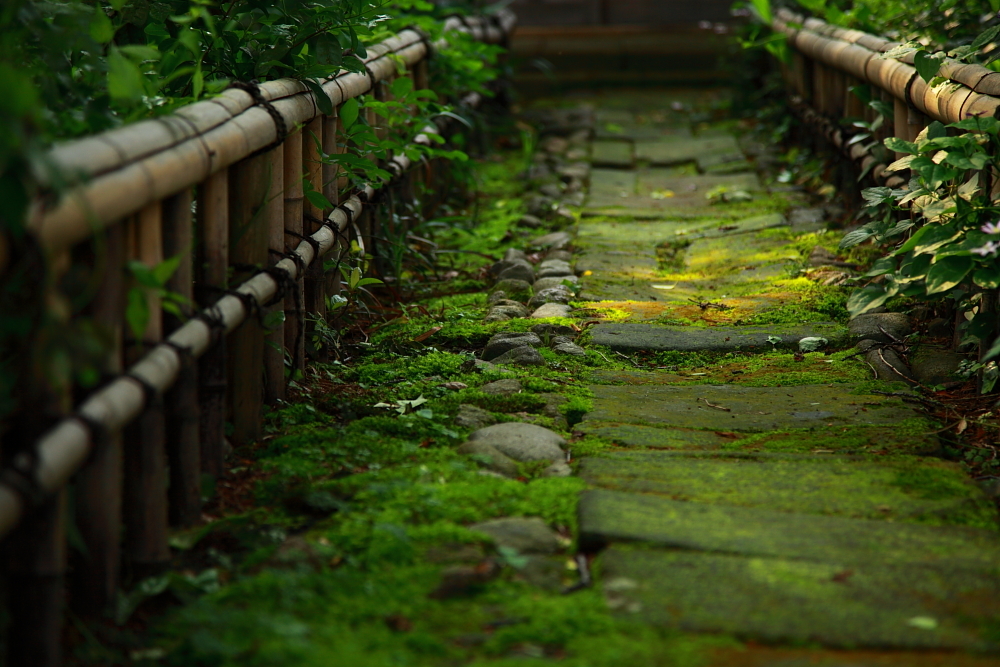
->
[460, 94, 1000, 658]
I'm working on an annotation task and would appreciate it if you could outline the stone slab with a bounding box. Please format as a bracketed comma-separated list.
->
[583, 383, 914, 432]
[576, 422, 725, 449]
[591, 140, 633, 168]
[578, 451, 997, 525]
[635, 136, 740, 166]
[588, 322, 848, 353]
[579, 488, 1000, 571]
[600, 547, 999, 650]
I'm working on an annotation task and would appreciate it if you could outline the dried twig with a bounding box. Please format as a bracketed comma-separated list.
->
[699, 397, 731, 412]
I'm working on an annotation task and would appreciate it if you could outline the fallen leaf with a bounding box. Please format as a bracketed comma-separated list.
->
[413, 326, 442, 342]
[831, 569, 853, 583]
[439, 381, 468, 390]
[714, 431, 741, 439]
[956, 418, 968, 434]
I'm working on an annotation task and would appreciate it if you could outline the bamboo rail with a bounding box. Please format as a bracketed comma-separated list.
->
[1, 10, 514, 665]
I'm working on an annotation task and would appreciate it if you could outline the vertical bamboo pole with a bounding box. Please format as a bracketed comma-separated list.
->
[323, 109, 343, 303]
[73, 226, 125, 615]
[163, 189, 201, 526]
[197, 169, 228, 479]
[228, 154, 269, 446]
[893, 98, 909, 160]
[414, 59, 429, 92]
[283, 130, 306, 379]
[123, 201, 170, 572]
[265, 147, 286, 405]
[6, 492, 67, 667]
[303, 116, 327, 358]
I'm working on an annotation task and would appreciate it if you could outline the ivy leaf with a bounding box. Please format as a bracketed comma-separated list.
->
[304, 79, 333, 116]
[974, 267, 1000, 289]
[925, 255, 973, 294]
[884, 137, 918, 154]
[914, 50, 945, 83]
[340, 97, 359, 129]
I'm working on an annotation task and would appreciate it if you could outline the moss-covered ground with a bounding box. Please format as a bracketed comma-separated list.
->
[77, 90, 1000, 666]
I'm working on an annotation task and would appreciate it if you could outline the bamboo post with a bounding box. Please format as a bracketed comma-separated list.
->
[123, 201, 170, 572]
[72, 225, 125, 614]
[265, 147, 286, 405]
[6, 492, 67, 667]
[228, 154, 269, 446]
[303, 116, 327, 358]
[283, 129, 306, 378]
[323, 110, 343, 303]
[162, 189, 201, 526]
[197, 169, 228, 479]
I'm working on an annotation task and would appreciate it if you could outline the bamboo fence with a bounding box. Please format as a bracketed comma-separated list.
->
[0, 10, 515, 666]
[772, 8, 1000, 188]
[772, 9, 1000, 357]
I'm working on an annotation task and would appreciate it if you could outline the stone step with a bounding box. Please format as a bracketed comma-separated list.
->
[578, 451, 997, 526]
[600, 547, 999, 650]
[588, 322, 848, 353]
[579, 488, 1000, 571]
[583, 383, 914, 432]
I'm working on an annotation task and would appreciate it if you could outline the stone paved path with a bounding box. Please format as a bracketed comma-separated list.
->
[569, 94, 1000, 659]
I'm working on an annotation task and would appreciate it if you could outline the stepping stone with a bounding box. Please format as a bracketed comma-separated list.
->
[579, 488, 1000, 571]
[591, 140, 633, 168]
[583, 383, 915, 432]
[600, 547, 999, 650]
[587, 169, 637, 207]
[635, 136, 740, 166]
[578, 451, 997, 526]
[588, 322, 848, 353]
[576, 422, 725, 449]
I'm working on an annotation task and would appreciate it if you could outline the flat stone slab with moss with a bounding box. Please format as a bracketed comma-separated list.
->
[583, 383, 917, 431]
[578, 451, 998, 527]
[588, 322, 848, 353]
[576, 422, 727, 449]
[600, 547, 1000, 651]
[579, 489, 1000, 570]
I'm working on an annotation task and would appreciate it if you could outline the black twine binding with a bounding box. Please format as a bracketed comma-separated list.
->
[229, 80, 288, 157]
[0, 450, 46, 507]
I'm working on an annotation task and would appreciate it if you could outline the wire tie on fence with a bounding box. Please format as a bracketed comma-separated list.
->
[125, 371, 161, 404]
[229, 80, 288, 157]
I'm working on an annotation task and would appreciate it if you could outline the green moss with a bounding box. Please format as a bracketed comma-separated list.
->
[720, 420, 940, 457]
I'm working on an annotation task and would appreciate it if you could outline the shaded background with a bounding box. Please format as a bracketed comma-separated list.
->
[507, 0, 738, 94]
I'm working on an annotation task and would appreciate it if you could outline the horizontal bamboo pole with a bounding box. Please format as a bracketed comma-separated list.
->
[29, 10, 516, 254]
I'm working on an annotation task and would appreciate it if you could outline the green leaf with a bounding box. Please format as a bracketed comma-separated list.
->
[972, 25, 1000, 51]
[192, 63, 204, 100]
[840, 227, 875, 249]
[864, 256, 897, 277]
[152, 254, 183, 286]
[914, 50, 944, 83]
[304, 79, 334, 116]
[126, 288, 150, 341]
[107, 48, 146, 102]
[926, 121, 947, 140]
[925, 255, 973, 294]
[847, 284, 893, 317]
[304, 190, 333, 211]
[90, 8, 115, 44]
[391, 76, 414, 98]
[340, 97, 360, 129]
[884, 137, 918, 154]
[974, 266, 1000, 289]
[355, 277, 383, 287]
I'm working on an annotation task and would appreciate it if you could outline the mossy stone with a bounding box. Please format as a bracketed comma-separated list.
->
[489, 279, 533, 302]
[589, 322, 849, 353]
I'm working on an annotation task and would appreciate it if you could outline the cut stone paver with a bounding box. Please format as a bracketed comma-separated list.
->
[579, 489, 1000, 570]
[589, 322, 848, 352]
[634, 136, 740, 166]
[576, 422, 726, 449]
[591, 140, 633, 168]
[578, 451, 997, 526]
[583, 383, 914, 431]
[600, 547, 999, 650]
